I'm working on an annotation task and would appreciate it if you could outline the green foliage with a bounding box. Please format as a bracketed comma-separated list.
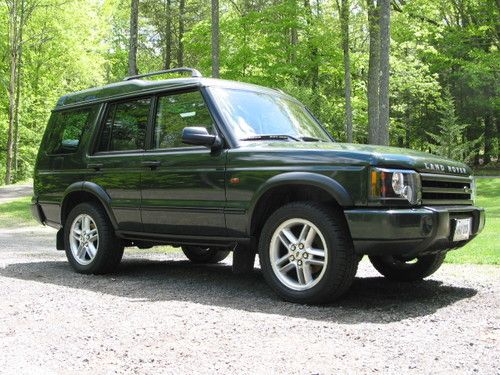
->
[1, 0, 498, 185]
[427, 91, 481, 163]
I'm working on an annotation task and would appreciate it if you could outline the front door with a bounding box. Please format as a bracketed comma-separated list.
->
[140, 89, 227, 237]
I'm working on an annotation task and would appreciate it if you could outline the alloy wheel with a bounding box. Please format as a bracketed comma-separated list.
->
[269, 218, 328, 291]
[69, 214, 99, 265]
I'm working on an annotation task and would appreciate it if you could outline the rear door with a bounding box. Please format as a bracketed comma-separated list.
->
[85, 96, 152, 232]
[140, 89, 227, 237]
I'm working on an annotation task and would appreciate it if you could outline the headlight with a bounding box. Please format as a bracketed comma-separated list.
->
[369, 168, 421, 205]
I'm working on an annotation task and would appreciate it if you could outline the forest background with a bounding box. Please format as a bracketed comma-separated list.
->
[1, 0, 498, 184]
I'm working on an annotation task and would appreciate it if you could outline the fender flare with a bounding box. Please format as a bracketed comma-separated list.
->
[247, 172, 353, 232]
[61, 182, 118, 229]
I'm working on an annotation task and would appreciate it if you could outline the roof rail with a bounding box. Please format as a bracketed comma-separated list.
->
[123, 67, 203, 81]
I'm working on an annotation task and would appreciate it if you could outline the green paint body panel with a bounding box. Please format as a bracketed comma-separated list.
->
[32, 77, 485, 255]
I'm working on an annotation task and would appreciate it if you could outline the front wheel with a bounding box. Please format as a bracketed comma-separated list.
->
[368, 253, 446, 281]
[181, 246, 230, 264]
[258, 202, 358, 304]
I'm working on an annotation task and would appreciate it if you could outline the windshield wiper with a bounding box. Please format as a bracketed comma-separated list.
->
[299, 136, 324, 142]
[240, 134, 300, 142]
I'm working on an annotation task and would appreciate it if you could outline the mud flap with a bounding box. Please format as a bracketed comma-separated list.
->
[232, 244, 256, 274]
[56, 229, 65, 250]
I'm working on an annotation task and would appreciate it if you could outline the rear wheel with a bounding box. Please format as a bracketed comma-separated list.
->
[258, 202, 358, 304]
[368, 253, 446, 281]
[64, 202, 124, 274]
[181, 246, 230, 264]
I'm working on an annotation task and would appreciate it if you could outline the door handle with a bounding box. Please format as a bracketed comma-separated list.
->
[87, 163, 103, 171]
[141, 160, 161, 169]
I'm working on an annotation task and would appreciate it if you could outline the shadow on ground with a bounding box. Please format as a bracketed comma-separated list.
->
[0, 258, 477, 324]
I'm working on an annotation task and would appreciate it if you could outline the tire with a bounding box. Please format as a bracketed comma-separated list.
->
[258, 201, 358, 304]
[64, 202, 124, 274]
[181, 246, 230, 264]
[368, 253, 446, 281]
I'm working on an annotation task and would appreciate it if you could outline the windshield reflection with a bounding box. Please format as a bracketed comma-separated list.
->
[209, 87, 331, 142]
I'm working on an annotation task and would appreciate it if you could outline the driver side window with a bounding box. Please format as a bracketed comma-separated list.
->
[154, 91, 214, 149]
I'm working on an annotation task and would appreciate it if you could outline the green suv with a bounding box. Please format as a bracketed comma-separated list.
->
[31, 68, 485, 304]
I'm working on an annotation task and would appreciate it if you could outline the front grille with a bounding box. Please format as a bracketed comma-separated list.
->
[420, 173, 473, 205]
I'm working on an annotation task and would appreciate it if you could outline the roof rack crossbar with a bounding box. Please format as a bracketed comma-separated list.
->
[123, 67, 202, 81]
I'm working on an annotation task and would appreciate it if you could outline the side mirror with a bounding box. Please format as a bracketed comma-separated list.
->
[182, 127, 222, 148]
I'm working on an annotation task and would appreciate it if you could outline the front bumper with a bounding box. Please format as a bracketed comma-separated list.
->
[344, 206, 485, 257]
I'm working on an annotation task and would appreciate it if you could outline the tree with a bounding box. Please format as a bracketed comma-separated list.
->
[1, 0, 498, 186]
[128, 0, 139, 76]
[211, 0, 219, 78]
[366, 0, 380, 145]
[177, 0, 185, 67]
[4, 0, 30, 184]
[303, 0, 320, 112]
[378, 0, 390, 145]
[164, 0, 172, 70]
[427, 92, 480, 163]
[366, 0, 391, 145]
[337, 0, 353, 142]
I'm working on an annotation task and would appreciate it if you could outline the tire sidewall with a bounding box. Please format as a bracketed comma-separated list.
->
[259, 203, 354, 303]
[369, 253, 446, 281]
[64, 203, 112, 273]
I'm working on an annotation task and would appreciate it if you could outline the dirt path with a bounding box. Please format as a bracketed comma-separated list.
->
[0, 225, 498, 374]
[0, 184, 32, 204]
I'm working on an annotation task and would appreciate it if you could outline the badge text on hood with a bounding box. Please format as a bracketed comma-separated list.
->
[424, 162, 467, 174]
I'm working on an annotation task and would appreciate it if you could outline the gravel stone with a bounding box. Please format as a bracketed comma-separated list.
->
[0, 225, 498, 374]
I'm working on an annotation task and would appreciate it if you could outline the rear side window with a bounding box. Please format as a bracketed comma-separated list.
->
[97, 98, 151, 152]
[46, 107, 95, 154]
[154, 91, 213, 149]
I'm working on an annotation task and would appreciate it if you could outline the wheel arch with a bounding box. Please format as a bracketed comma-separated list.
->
[248, 172, 353, 238]
[61, 182, 118, 229]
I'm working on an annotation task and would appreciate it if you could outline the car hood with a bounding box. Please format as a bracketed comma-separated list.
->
[239, 141, 472, 176]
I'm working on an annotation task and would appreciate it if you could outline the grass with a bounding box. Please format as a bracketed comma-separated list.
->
[0, 196, 36, 228]
[445, 178, 500, 265]
[0, 179, 498, 264]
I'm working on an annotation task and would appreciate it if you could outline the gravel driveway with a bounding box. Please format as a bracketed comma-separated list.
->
[0, 225, 498, 374]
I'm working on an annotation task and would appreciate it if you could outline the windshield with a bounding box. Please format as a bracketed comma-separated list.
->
[208, 87, 332, 142]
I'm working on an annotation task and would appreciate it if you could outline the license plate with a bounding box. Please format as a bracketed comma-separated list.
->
[453, 218, 472, 242]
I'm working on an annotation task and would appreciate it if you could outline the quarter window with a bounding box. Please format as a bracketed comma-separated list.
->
[98, 98, 151, 152]
[154, 91, 213, 149]
[46, 107, 96, 154]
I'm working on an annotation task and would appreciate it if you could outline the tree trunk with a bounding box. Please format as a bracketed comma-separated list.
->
[128, 0, 139, 76]
[366, 0, 380, 144]
[211, 0, 220, 78]
[339, 0, 353, 142]
[378, 0, 390, 145]
[5, 0, 19, 185]
[13, 0, 25, 178]
[177, 0, 185, 67]
[304, 0, 320, 111]
[163, 0, 172, 70]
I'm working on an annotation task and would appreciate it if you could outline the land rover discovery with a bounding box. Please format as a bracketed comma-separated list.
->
[31, 68, 485, 304]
